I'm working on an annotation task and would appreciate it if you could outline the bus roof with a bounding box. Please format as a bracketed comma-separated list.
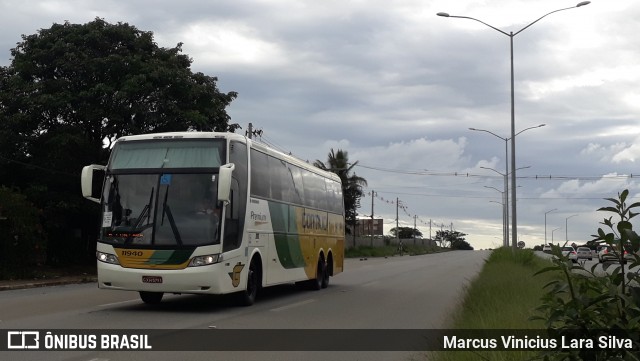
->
[114, 132, 341, 184]
[116, 131, 246, 143]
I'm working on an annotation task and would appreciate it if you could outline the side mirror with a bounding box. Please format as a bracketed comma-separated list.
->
[81, 165, 106, 203]
[217, 163, 235, 204]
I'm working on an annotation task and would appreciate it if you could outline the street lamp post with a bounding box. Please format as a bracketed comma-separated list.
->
[470, 124, 545, 248]
[481, 165, 529, 248]
[566, 214, 578, 243]
[439, 1, 591, 251]
[486, 186, 507, 247]
[552, 227, 562, 245]
[544, 208, 558, 245]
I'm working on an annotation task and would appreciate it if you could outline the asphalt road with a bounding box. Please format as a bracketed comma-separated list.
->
[0, 250, 490, 361]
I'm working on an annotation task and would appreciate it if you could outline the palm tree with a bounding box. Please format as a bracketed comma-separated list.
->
[314, 149, 367, 234]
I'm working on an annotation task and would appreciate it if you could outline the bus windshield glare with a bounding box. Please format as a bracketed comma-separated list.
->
[109, 139, 224, 169]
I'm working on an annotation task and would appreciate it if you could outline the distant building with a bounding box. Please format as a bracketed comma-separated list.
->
[352, 218, 384, 236]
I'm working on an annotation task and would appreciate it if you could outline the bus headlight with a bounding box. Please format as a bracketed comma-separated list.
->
[189, 254, 222, 267]
[96, 251, 120, 265]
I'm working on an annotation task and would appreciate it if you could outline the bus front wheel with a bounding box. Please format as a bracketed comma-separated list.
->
[238, 258, 260, 306]
[139, 291, 163, 304]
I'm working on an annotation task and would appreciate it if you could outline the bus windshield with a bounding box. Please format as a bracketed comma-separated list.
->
[110, 139, 225, 170]
[100, 173, 222, 247]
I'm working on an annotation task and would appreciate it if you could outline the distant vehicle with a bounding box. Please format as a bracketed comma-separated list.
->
[598, 245, 616, 263]
[576, 247, 592, 260]
[622, 244, 636, 263]
[542, 244, 552, 253]
[561, 246, 578, 263]
[598, 244, 634, 264]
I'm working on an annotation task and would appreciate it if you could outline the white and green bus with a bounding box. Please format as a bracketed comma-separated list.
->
[81, 132, 344, 305]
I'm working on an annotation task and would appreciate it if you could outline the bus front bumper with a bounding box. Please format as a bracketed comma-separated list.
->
[97, 262, 239, 295]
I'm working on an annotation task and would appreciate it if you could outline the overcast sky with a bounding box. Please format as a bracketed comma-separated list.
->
[2, 0, 639, 249]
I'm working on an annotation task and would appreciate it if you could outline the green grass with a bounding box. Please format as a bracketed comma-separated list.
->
[427, 247, 560, 361]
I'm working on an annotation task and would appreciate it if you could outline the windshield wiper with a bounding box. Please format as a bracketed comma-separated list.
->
[123, 187, 154, 244]
[160, 186, 183, 246]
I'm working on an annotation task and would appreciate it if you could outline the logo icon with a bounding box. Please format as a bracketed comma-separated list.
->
[7, 331, 40, 349]
[228, 262, 245, 287]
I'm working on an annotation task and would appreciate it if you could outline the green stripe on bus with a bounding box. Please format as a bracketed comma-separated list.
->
[145, 250, 193, 265]
[163, 249, 193, 264]
[269, 202, 289, 233]
[269, 202, 304, 268]
[273, 234, 305, 269]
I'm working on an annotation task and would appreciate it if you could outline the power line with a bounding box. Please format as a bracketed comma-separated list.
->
[363, 190, 446, 229]
[354, 163, 637, 181]
[369, 188, 629, 201]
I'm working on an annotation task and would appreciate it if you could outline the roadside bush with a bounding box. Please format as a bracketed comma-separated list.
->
[0, 186, 45, 279]
[532, 190, 640, 360]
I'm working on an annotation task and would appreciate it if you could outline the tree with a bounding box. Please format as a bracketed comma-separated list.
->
[313, 149, 367, 234]
[389, 227, 422, 239]
[434, 230, 473, 250]
[0, 18, 238, 168]
[0, 187, 44, 279]
[0, 18, 238, 267]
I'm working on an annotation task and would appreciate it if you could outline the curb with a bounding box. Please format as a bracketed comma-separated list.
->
[0, 277, 97, 291]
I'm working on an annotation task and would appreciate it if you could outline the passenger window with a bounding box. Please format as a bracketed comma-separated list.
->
[250, 149, 270, 198]
[289, 165, 305, 206]
[268, 156, 284, 201]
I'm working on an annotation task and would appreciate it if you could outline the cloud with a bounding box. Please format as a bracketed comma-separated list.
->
[179, 22, 287, 68]
[352, 137, 470, 172]
[611, 137, 640, 163]
[2, 0, 640, 250]
[540, 173, 638, 200]
[580, 141, 640, 164]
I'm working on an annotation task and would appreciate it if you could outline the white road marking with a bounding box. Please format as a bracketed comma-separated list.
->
[270, 299, 316, 312]
[97, 299, 139, 308]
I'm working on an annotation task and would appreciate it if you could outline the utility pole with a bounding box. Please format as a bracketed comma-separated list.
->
[413, 215, 417, 245]
[246, 122, 263, 139]
[396, 197, 400, 242]
[353, 217, 356, 248]
[370, 190, 375, 247]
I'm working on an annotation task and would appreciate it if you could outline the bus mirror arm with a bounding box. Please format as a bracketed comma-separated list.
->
[217, 163, 235, 204]
[81, 164, 106, 203]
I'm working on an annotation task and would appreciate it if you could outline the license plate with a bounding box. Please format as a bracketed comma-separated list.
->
[142, 276, 163, 284]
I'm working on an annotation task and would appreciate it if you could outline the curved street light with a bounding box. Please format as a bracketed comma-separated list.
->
[470, 124, 545, 248]
[552, 227, 562, 245]
[438, 2, 590, 251]
[485, 186, 507, 246]
[544, 208, 558, 245]
[565, 214, 578, 242]
[481, 165, 529, 247]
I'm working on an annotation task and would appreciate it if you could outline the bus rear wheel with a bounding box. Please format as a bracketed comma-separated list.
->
[139, 291, 163, 304]
[309, 258, 326, 291]
[321, 259, 330, 289]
